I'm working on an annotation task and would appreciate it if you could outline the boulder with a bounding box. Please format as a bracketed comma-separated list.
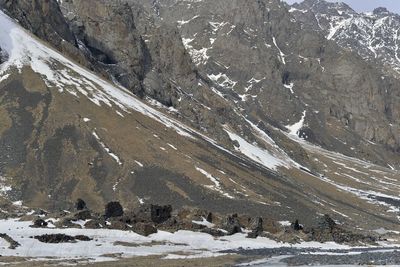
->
[33, 234, 91, 243]
[31, 219, 48, 228]
[108, 220, 129, 231]
[201, 228, 226, 237]
[73, 210, 91, 220]
[119, 211, 136, 224]
[132, 222, 157, 236]
[221, 214, 242, 235]
[247, 217, 263, 238]
[206, 212, 213, 223]
[291, 219, 303, 231]
[105, 201, 124, 218]
[55, 218, 81, 228]
[84, 219, 103, 229]
[75, 198, 87, 211]
[318, 214, 336, 232]
[135, 204, 172, 224]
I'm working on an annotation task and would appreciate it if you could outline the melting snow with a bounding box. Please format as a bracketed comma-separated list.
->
[0, 11, 195, 140]
[0, 218, 364, 262]
[92, 131, 122, 165]
[283, 82, 294, 94]
[272, 36, 286, 64]
[167, 143, 178, 150]
[195, 166, 234, 199]
[286, 111, 306, 136]
[134, 160, 144, 167]
[224, 129, 285, 170]
[207, 73, 237, 89]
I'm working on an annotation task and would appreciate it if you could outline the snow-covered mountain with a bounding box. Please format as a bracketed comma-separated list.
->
[0, 1, 400, 264]
[291, 0, 400, 77]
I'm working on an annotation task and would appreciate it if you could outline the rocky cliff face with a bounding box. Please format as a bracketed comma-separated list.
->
[0, 0, 81, 58]
[291, 0, 400, 77]
[0, 0, 400, 230]
[130, 0, 400, 163]
[4, 0, 398, 163]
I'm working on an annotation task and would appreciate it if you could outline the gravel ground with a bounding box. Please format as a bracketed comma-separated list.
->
[229, 247, 400, 266]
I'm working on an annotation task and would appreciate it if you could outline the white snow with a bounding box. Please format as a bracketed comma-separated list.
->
[182, 37, 210, 65]
[167, 143, 178, 150]
[137, 197, 145, 204]
[278, 221, 292, 227]
[0, 73, 9, 83]
[177, 15, 199, 27]
[286, 111, 306, 137]
[224, 129, 285, 170]
[283, 82, 294, 94]
[207, 73, 237, 89]
[0, 218, 364, 262]
[195, 166, 234, 199]
[209, 21, 228, 33]
[192, 217, 215, 228]
[134, 160, 144, 167]
[92, 131, 122, 165]
[0, 11, 195, 140]
[272, 36, 286, 64]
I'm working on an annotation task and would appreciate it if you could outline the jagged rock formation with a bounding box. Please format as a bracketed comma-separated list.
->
[0, 0, 399, 234]
[130, 0, 400, 162]
[291, 0, 400, 77]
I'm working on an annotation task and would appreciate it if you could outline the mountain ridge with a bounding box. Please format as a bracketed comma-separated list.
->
[0, 0, 399, 234]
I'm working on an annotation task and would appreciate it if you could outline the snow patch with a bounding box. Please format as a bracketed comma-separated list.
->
[286, 111, 306, 137]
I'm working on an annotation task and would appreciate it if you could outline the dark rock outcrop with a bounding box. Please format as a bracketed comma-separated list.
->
[75, 198, 87, 211]
[221, 214, 242, 235]
[33, 233, 92, 243]
[291, 219, 303, 231]
[0, 0, 78, 56]
[132, 222, 157, 236]
[247, 217, 264, 238]
[31, 219, 48, 228]
[84, 219, 104, 229]
[135, 204, 172, 224]
[73, 210, 91, 221]
[0, 233, 20, 249]
[305, 215, 377, 244]
[105, 202, 124, 219]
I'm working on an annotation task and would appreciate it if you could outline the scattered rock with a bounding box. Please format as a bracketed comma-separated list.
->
[201, 228, 226, 237]
[305, 214, 377, 245]
[33, 234, 92, 243]
[135, 204, 172, 224]
[55, 218, 81, 228]
[105, 201, 124, 218]
[84, 219, 103, 229]
[132, 222, 157, 236]
[318, 214, 336, 231]
[73, 210, 91, 220]
[75, 235, 92, 241]
[108, 220, 130, 231]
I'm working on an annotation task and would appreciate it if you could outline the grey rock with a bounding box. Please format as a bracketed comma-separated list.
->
[105, 202, 124, 219]
[135, 204, 172, 224]
[132, 222, 157, 236]
[222, 214, 242, 235]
